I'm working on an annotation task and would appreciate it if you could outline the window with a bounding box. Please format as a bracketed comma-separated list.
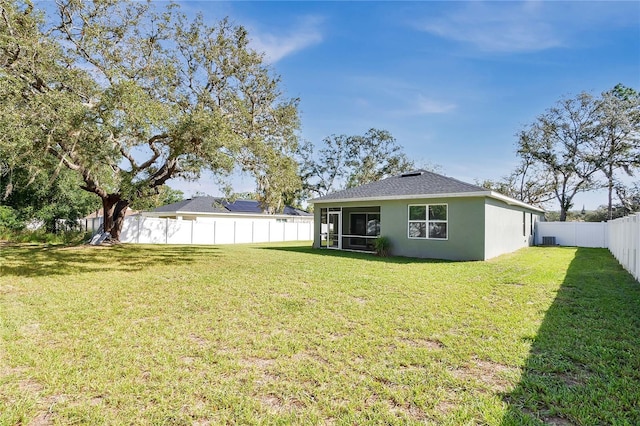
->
[408, 204, 447, 239]
[350, 213, 380, 236]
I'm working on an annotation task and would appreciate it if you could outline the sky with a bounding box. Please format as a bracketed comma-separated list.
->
[167, 1, 640, 210]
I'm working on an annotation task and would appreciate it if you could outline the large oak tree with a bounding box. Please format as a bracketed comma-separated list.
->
[0, 0, 300, 240]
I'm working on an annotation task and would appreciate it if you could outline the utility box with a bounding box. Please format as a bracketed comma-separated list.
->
[542, 236, 556, 245]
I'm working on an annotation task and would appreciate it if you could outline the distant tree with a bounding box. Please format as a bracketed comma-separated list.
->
[517, 93, 602, 221]
[344, 129, 415, 188]
[612, 181, 640, 216]
[478, 154, 555, 207]
[298, 135, 350, 198]
[300, 129, 415, 198]
[593, 84, 640, 220]
[0, 0, 300, 240]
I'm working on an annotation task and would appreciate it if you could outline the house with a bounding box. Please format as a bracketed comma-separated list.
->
[310, 170, 545, 261]
[144, 197, 313, 223]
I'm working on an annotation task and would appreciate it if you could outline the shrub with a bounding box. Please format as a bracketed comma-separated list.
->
[0, 206, 24, 234]
[374, 236, 392, 257]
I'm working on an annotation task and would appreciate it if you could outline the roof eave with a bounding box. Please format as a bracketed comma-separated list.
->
[311, 191, 545, 213]
[143, 210, 311, 218]
[311, 191, 493, 204]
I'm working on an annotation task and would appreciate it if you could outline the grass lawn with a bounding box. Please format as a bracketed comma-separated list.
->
[1, 242, 639, 425]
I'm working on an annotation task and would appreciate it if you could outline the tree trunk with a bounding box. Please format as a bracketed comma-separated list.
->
[607, 164, 614, 221]
[101, 194, 130, 241]
[559, 208, 567, 222]
[607, 180, 614, 221]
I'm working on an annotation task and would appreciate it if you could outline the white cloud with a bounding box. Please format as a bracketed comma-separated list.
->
[415, 95, 456, 114]
[418, 1, 563, 53]
[250, 16, 324, 63]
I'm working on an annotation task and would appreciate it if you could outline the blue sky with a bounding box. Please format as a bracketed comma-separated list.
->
[171, 1, 640, 210]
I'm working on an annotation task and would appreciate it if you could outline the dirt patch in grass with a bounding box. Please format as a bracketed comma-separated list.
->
[0, 284, 20, 294]
[451, 358, 519, 393]
[30, 411, 54, 426]
[258, 394, 305, 413]
[544, 415, 575, 425]
[388, 402, 429, 422]
[522, 408, 575, 425]
[352, 296, 367, 305]
[188, 333, 209, 347]
[18, 378, 44, 393]
[398, 337, 445, 350]
[239, 357, 276, 369]
[557, 371, 587, 387]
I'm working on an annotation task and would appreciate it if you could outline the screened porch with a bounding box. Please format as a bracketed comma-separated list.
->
[319, 206, 380, 252]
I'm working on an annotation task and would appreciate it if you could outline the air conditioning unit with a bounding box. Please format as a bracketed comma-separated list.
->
[542, 236, 556, 246]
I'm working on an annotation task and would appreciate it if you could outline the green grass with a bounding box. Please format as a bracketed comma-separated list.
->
[1, 242, 638, 425]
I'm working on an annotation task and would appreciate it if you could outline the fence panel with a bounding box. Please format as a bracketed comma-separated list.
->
[535, 222, 607, 248]
[192, 222, 216, 245]
[167, 219, 192, 244]
[607, 213, 640, 281]
[93, 215, 313, 246]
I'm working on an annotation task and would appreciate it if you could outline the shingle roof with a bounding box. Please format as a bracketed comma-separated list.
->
[151, 197, 312, 216]
[312, 170, 488, 202]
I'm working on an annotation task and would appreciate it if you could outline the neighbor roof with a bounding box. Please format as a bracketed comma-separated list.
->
[312, 170, 544, 212]
[151, 197, 312, 216]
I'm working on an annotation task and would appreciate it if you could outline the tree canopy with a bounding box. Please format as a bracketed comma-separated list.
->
[0, 0, 300, 239]
[299, 128, 415, 198]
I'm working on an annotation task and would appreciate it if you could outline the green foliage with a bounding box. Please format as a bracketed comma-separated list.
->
[0, 206, 23, 233]
[0, 166, 100, 232]
[373, 235, 392, 257]
[129, 185, 184, 211]
[514, 85, 640, 219]
[0, 229, 88, 244]
[595, 85, 640, 219]
[518, 93, 604, 220]
[0, 0, 301, 239]
[477, 154, 555, 207]
[299, 128, 415, 198]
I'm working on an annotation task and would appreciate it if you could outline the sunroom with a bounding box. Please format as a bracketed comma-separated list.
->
[319, 206, 380, 252]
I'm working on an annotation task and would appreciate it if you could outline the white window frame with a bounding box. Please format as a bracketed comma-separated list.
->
[407, 204, 448, 240]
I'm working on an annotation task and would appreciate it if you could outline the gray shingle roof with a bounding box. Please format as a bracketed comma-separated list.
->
[151, 197, 312, 216]
[312, 170, 488, 202]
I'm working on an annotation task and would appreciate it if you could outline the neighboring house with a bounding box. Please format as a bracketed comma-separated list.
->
[311, 170, 545, 261]
[144, 197, 313, 223]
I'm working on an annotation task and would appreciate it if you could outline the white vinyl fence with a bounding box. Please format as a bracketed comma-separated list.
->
[83, 215, 313, 245]
[608, 214, 640, 281]
[535, 222, 608, 248]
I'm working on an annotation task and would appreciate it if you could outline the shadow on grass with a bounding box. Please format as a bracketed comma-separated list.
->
[502, 248, 640, 425]
[0, 243, 221, 278]
[258, 244, 460, 265]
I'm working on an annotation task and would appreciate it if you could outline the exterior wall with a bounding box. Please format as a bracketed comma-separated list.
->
[483, 198, 544, 260]
[381, 197, 486, 261]
[314, 197, 486, 260]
